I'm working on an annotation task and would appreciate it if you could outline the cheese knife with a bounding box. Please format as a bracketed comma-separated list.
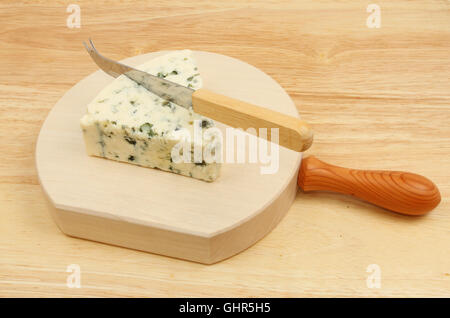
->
[83, 40, 441, 215]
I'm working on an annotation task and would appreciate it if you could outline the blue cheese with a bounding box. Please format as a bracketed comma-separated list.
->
[80, 50, 221, 182]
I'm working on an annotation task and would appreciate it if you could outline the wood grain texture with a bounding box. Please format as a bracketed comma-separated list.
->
[0, 0, 449, 297]
[193, 88, 314, 151]
[298, 156, 441, 215]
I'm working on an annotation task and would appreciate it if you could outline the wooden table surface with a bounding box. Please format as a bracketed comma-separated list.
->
[1, 0, 449, 297]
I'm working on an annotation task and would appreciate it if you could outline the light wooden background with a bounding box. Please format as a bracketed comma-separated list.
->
[1, 0, 449, 297]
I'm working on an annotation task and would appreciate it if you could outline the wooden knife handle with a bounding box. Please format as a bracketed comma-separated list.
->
[192, 88, 313, 152]
[298, 156, 441, 215]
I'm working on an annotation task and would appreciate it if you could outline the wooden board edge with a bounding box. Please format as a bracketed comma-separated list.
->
[41, 190, 211, 264]
[39, 165, 299, 264]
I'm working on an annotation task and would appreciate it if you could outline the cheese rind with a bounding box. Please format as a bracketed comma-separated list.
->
[80, 50, 221, 182]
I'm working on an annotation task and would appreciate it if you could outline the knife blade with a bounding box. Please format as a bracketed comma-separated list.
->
[124, 68, 195, 109]
[83, 39, 195, 109]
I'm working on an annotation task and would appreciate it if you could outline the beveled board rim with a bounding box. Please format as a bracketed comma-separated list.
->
[36, 50, 302, 238]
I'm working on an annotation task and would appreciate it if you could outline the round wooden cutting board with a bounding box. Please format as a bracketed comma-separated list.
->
[36, 51, 302, 264]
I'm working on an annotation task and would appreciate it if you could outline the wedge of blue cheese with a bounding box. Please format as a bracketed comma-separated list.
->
[80, 50, 221, 182]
